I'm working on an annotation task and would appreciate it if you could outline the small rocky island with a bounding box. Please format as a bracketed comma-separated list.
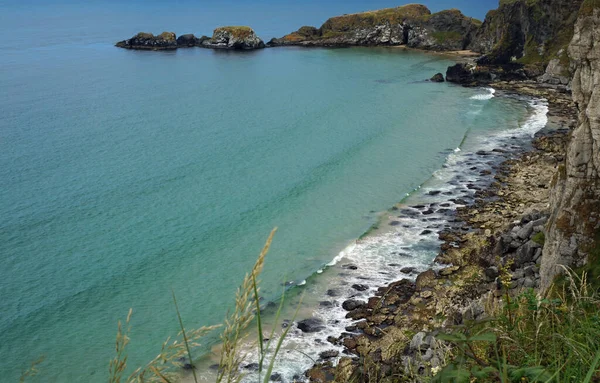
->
[267, 4, 481, 50]
[115, 26, 265, 51]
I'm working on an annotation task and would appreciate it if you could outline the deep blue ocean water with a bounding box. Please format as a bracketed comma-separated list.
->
[0, 2, 538, 382]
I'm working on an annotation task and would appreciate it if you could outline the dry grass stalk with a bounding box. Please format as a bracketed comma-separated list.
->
[216, 228, 277, 383]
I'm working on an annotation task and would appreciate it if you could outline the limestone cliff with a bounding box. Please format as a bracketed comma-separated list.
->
[542, 2, 600, 290]
[268, 4, 481, 50]
[470, 0, 583, 83]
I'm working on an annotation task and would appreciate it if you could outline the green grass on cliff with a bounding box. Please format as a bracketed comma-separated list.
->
[431, 31, 463, 44]
[214, 26, 254, 39]
[436, 271, 600, 382]
[320, 4, 431, 33]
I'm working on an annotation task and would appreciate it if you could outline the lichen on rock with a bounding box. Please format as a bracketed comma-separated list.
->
[115, 31, 178, 50]
[200, 26, 265, 50]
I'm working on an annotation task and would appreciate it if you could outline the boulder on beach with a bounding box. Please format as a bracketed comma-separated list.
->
[116, 32, 178, 50]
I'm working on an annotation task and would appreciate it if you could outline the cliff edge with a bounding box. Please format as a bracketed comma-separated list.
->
[543, 1, 600, 290]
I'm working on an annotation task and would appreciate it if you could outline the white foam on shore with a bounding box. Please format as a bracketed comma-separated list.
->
[232, 95, 550, 383]
[470, 87, 496, 100]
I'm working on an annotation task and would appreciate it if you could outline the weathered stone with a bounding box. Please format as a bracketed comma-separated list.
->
[116, 31, 178, 50]
[342, 299, 364, 311]
[200, 26, 265, 50]
[431, 73, 445, 82]
[297, 318, 325, 333]
[446, 63, 474, 84]
[319, 350, 339, 359]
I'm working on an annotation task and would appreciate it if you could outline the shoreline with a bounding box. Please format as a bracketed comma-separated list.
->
[304, 81, 577, 381]
[186, 80, 578, 383]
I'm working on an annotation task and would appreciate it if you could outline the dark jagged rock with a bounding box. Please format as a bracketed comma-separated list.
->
[342, 299, 364, 311]
[430, 73, 445, 82]
[176, 34, 198, 47]
[446, 63, 474, 84]
[319, 350, 340, 359]
[297, 318, 325, 333]
[200, 26, 265, 50]
[117, 27, 264, 51]
[176, 34, 210, 47]
[268, 4, 481, 50]
[116, 32, 178, 50]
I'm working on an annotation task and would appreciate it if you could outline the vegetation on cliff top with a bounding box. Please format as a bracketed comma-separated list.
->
[213, 26, 254, 39]
[320, 4, 430, 32]
[134, 32, 176, 41]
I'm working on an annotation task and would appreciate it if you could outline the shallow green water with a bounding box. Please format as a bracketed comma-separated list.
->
[0, 18, 537, 381]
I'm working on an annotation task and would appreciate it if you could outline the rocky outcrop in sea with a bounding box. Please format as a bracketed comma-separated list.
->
[199, 27, 265, 50]
[116, 32, 178, 50]
[116, 27, 265, 51]
[267, 5, 481, 50]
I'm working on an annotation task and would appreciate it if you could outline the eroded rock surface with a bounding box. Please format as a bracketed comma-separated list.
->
[200, 27, 265, 50]
[543, 5, 600, 290]
[116, 32, 177, 50]
[268, 5, 480, 50]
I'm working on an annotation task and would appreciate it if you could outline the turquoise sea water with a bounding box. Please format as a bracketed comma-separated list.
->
[0, 4, 538, 382]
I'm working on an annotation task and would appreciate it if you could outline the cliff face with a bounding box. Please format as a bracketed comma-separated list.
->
[470, 0, 583, 82]
[268, 5, 481, 50]
[542, 3, 600, 290]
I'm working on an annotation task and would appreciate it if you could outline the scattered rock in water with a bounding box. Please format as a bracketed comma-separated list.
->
[430, 73, 445, 82]
[401, 267, 416, 274]
[320, 350, 340, 359]
[342, 264, 358, 270]
[116, 31, 178, 50]
[422, 209, 435, 215]
[297, 318, 325, 333]
[342, 299, 364, 311]
[270, 372, 283, 382]
[351, 284, 369, 291]
[320, 301, 334, 307]
[420, 230, 433, 235]
[390, 220, 401, 226]
[326, 289, 339, 297]
[244, 363, 260, 371]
